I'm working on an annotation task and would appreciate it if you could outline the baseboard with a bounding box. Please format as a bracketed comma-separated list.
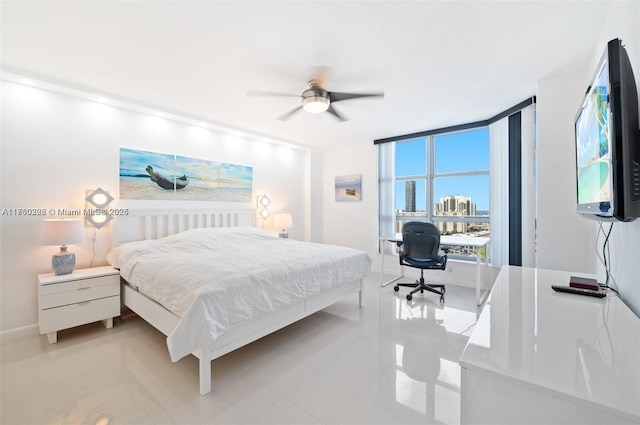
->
[0, 324, 39, 342]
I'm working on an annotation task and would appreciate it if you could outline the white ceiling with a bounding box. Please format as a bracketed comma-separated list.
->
[1, 1, 611, 149]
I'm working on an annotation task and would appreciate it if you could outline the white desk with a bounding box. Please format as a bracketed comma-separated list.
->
[378, 233, 490, 305]
[459, 266, 640, 424]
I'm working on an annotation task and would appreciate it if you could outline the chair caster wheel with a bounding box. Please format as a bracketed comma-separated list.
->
[393, 285, 399, 291]
[406, 294, 412, 301]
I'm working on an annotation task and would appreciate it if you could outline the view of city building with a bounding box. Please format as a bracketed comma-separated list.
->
[405, 181, 416, 212]
[435, 195, 476, 234]
[395, 191, 490, 258]
[395, 193, 486, 233]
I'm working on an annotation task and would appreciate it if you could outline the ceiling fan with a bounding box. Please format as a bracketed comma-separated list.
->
[248, 73, 384, 122]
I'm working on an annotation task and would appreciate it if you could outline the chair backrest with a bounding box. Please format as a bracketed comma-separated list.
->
[401, 221, 441, 260]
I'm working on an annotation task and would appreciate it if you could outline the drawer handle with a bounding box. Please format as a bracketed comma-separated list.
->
[77, 287, 91, 291]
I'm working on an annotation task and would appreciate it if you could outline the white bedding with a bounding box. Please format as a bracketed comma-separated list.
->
[107, 226, 371, 361]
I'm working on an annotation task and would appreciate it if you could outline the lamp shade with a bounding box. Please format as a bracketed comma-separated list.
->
[274, 213, 293, 230]
[42, 219, 85, 246]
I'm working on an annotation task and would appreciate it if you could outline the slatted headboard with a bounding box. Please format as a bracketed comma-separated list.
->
[111, 208, 256, 246]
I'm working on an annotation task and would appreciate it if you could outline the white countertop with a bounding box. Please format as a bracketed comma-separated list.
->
[459, 266, 640, 422]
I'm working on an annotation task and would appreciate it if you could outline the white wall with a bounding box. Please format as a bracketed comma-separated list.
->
[590, 1, 640, 317]
[535, 70, 594, 272]
[0, 80, 318, 332]
[322, 140, 378, 252]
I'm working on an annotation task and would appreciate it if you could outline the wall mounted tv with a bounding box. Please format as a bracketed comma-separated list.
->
[575, 38, 640, 222]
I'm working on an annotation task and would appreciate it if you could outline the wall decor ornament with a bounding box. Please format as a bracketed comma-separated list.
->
[85, 188, 114, 229]
[119, 147, 253, 202]
[335, 174, 362, 202]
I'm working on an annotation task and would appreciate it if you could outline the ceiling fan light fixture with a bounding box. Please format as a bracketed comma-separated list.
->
[302, 88, 330, 113]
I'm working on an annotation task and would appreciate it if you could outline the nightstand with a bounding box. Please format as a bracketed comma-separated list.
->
[38, 266, 120, 344]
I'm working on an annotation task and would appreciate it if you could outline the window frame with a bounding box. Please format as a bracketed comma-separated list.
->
[393, 128, 490, 260]
[377, 96, 536, 268]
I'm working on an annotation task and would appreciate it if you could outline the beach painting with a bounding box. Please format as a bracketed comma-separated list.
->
[335, 174, 362, 202]
[175, 155, 253, 202]
[119, 147, 253, 202]
[120, 148, 177, 200]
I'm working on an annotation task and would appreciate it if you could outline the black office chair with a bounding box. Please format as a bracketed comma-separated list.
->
[393, 221, 449, 303]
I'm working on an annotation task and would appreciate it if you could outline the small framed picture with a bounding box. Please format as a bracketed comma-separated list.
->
[335, 174, 362, 202]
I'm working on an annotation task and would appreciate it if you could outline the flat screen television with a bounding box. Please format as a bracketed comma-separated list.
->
[575, 38, 640, 222]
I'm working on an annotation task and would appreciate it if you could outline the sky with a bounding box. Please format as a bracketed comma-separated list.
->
[395, 128, 490, 212]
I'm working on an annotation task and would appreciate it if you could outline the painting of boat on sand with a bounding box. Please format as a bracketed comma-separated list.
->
[119, 148, 176, 200]
[335, 174, 362, 202]
[119, 147, 253, 202]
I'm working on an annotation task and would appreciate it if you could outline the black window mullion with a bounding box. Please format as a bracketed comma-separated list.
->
[509, 112, 522, 266]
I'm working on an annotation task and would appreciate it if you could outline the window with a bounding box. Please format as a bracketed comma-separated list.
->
[393, 128, 490, 260]
[378, 98, 536, 268]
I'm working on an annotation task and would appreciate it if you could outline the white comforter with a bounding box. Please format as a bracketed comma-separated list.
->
[107, 226, 371, 361]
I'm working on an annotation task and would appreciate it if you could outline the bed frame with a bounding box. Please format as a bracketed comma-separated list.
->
[112, 208, 364, 395]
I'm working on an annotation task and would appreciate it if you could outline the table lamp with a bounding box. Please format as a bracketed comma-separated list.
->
[274, 213, 293, 238]
[42, 219, 85, 275]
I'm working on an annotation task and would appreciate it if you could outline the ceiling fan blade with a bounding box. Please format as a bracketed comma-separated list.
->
[277, 106, 304, 121]
[326, 105, 347, 122]
[247, 90, 300, 98]
[329, 91, 384, 103]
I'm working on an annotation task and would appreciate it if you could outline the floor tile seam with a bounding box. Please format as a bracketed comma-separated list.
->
[379, 364, 465, 411]
[127, 393, 166, 425]
[210, 373, 323, 425]
[14, 358, 120, 394]
[323, 340, 399, 378]
[117, 378, 219, 425]
[12, 382, 137, 425]
[380, 367, 431, 396]
[263, 354, 384, 425]
[333, 372, 425, 425]
[423, 385, 462, 410]
[55, 392, 152, 425]
[313, 344, 388, 384]
[357, 358, 398, 380]
[209, 368, 286, 409]
[267, 381, 348, 425]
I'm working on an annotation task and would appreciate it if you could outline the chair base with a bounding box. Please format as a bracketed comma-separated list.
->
[394, 277, 445, 303]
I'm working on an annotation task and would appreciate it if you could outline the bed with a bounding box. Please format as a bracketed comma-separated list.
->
[107, 208, 371, 395]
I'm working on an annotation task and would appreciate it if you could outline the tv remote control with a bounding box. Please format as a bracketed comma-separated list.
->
[551, 285, 606, 298]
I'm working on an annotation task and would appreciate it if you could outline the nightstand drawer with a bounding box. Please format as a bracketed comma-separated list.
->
[39, 295, 120, 334]
[40, 276, 119, 309]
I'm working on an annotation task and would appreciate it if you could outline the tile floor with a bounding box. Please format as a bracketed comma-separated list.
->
[0, 275, 481, 425]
